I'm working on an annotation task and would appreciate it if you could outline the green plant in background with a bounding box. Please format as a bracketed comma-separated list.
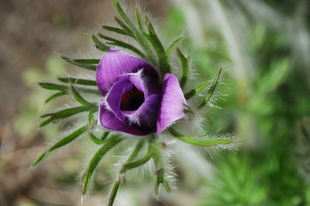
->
[201, 154, 266, 206]
[14, 55, 67, 139]
[170, 0, 310, 205]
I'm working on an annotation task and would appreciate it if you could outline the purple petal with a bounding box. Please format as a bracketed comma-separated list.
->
[96, 49, 159, 95]
[105, 80, 133, 123]
[98, 103, 153, 136]
[115, 70, 160, 97]
[156, 73, 187, 134]
[105, 71, 159, 123]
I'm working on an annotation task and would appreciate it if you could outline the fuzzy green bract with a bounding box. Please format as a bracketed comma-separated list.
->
[35, 1, 234, 205]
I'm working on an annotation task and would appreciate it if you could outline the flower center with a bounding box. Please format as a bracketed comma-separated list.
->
[121, 87, 145, 111]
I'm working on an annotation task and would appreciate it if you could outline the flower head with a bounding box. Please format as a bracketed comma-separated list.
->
[96, 49, 187, 136]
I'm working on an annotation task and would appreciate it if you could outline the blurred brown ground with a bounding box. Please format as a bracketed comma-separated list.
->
[0, 0, 168, 205]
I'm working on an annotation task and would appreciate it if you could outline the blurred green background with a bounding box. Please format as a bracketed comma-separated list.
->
[1, 0, 310, 205]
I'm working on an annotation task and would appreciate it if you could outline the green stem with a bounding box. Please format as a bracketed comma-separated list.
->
[108, 179, 121, 206]
[107, 139, 145, 205]
[120, 139, 153, 173]
[82, 136, 123, 194]
[126, 139, 145, 162]
[152, 145, 171, 194]
[88, 132, 106, 145]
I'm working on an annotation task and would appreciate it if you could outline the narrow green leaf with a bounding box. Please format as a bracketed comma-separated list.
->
[114, 17, 134, 37]
[199, 67, 222, 108]
[126, 139, 144, 162]
[169, 127, 233, 146]
[72, 59, 100, 64]
[32, 125, 88, 166]
[89, 133, 106, 145]
[88, 111, 95, 128]
[135, 8, 144, 32]
[113, 139, 145, 187]
[88, 131, 109, 145]
[143, 32, 169, 74]
[113, 0, 135, 30]
[155, 169, 171, 194]
[120, 140, 153, 174]
[145, 18, 165, 53]
[113, 1, 154, 59]
[102, 25, 129, 36]
[184, 80, 210, 100]
[40, 106, 88, 118]
[176, 47, 190, 89]
[61, 56, 97, 71]
[105, 139, 146, 204]
[82, 135, 123, 194]
[166, 36, 183, 60]
[45, 91, 68, 104]
[38, 82, 67, 91]
[101, 131, 110, 140]
[70, 85, 94, 107]
[91, 35, 110, 52]
[98, 33, 145, 58]
[74, 88, 101, 96]
[112, 3, 154, 65]
[39, 106, 93, 127]
[143, 18, 170, 74]
[58, 77, 97, 86]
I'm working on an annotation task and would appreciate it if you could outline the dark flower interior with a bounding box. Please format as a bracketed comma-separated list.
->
[121, 87, 145, 111]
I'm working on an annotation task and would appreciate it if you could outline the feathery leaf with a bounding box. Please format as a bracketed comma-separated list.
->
[58, 77, 97, 86]
[176, 47, 190, 89]
[169, 127, 233, 146]
[39, 106, 93, 127]
[70, 85, 94, 107]
[45, 91, 68, 104]
[38, 82, 67, 91]
[61, 56, 97, 71]
[91, 35, 110, 52]
[199, 67, 222, 108]
[32, 125, 88, 166]
[82, 135, 123, 194]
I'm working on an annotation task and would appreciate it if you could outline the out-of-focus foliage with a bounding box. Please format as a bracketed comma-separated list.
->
[168, 0, 310, 205]
[14, 55, 67, 138]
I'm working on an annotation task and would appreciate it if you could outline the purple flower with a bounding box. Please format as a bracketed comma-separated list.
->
[96, 49, 187, 136]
